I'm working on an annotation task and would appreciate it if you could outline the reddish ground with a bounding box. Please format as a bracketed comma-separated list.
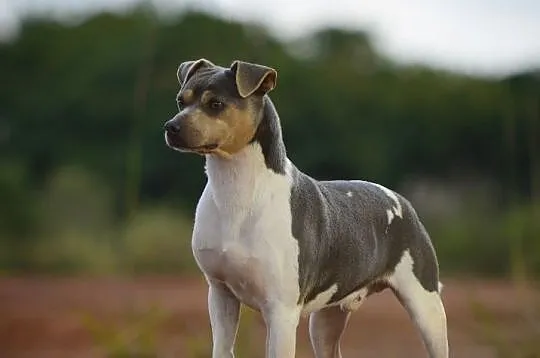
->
[0, 276, 538, 358]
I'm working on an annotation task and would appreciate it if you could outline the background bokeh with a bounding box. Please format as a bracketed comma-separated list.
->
[0, 1, 539, 357]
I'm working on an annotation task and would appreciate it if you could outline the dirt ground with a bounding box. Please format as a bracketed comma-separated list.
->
[0, 276, 538, 358]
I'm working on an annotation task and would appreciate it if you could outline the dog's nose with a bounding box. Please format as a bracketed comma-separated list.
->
[164, 120, 180, 134]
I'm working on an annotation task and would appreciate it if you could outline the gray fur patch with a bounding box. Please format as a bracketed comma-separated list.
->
[289, 172, 440, 305]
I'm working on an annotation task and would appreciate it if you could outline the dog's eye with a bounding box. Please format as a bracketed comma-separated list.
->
[176, 98, 185, 109]
[209, 100, 224, 110]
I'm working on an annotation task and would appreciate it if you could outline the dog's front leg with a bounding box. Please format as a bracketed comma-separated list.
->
[208, 281, 240, 358]
[263, 305, 300, 358]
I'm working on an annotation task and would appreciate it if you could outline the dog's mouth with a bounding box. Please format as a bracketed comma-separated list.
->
[186, 143, 219, 152]
[165, 133, 219, 153]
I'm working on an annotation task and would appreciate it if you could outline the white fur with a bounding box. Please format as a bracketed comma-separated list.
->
[302, 284, 370, 316]
[302, 284, 338, 315]
[193, 143, 299, 306]
[346, 191, 353, 197]
[338, 287, 369, 311]
[386, 209, 395, 225]
[387, 250, 448, 358]
[192, 143, 300, 358]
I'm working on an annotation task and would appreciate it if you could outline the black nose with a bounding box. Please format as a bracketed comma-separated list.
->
[164, 120, 180, 134]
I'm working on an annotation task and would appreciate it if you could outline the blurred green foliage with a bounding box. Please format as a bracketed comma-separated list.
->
[82, 303, 260, 357]
[82, 305, 168, 357]
[0, 6, 538, 277]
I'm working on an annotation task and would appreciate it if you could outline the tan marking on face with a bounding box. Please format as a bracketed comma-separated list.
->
[182, 108, 228, 147]
[179, 103, 256, 157]
[218, 105, 257, 154]
[181, 89, 194, 104]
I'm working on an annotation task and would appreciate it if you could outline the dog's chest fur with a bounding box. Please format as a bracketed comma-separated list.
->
[192, 144, 300, 310]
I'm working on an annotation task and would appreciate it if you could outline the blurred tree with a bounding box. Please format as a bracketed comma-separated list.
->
[0, 6, 537, 274]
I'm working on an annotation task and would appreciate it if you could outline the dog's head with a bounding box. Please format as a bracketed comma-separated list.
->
[164, 59, 277, 158]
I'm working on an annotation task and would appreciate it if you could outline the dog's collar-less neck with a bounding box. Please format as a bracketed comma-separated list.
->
[204, 142, 290, 211]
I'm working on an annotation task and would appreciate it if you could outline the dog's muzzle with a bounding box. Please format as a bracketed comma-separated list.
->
[163, 119, 218, 153]
[164, 119, 188, 149]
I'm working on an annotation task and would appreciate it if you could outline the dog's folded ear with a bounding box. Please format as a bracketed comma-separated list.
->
[230, 60, 277, 98]
[177, 59, 214, 86]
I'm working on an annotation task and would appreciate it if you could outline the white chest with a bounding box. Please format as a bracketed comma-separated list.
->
[191, 144, 300, 309]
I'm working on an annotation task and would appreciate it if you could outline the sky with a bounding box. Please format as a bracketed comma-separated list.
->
[1, 0, 539, 77]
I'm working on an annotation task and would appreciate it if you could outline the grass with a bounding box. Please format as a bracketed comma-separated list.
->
[82, 305, 169, 357]
[81, 294, 540, 358]
[82, 303, 261, 357]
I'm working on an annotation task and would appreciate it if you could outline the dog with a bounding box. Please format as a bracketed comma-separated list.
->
[164, 59, 449, 358]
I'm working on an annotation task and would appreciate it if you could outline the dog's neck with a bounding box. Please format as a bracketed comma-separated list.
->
[205, 96, 290, 208]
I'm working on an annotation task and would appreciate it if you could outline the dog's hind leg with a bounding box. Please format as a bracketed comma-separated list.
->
[388, 250, 448, 358]
[309, 306, 351, 358]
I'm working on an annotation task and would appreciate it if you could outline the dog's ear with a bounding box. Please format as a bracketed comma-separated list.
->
[230, 60, 277, 98]
[177, 59, 214, 86]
